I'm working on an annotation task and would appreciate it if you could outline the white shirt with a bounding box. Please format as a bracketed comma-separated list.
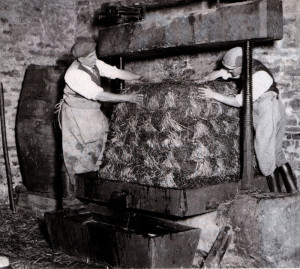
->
[64, 59, 125, 100]
[235, 71, 273, 106]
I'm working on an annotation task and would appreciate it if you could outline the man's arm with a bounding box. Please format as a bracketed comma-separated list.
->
[196, 68, 241, 107]
[115, 69, 143, 81]
[95, 91, 143, 105]
[195, 69, 231, 83]
[65, 67, 143, 104]
[198, 87, 242, 107]
[96, 60, 148, 82]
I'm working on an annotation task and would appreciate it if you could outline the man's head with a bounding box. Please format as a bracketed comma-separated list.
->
[71, 38, 97, 67]
[222, 47, 243, 78]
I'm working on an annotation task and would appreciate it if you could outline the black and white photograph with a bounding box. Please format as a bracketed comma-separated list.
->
[0, 0, 299, 268]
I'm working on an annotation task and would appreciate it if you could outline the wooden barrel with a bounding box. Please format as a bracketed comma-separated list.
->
[16, 65, 67, 197]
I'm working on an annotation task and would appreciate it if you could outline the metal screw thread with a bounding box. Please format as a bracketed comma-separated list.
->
[242, 41, 254, 189]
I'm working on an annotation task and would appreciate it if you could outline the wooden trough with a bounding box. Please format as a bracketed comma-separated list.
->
[45, 207, 200, 268]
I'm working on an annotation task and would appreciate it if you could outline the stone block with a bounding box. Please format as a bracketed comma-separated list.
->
[175, 211, 220, 254]
[226, 193, 300, 267]
[98, 0, 283, 58]
[283, 0, 300, 15]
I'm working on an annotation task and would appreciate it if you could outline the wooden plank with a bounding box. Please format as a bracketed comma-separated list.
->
[203, 226, 231, 268]
[75, 172, 268, 217]
[98, 0, 283, 59]
[150, 229, 200, 268]
[17, 193, 57, 215]
[102, 0, 206, 11]
[45, 211, 91, 257]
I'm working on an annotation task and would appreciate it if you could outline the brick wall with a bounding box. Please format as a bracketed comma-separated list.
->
[0, 0, 77, 203]
[0, 0, 299, 204]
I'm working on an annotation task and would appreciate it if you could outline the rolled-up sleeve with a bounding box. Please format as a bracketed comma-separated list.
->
[96, 60, 127, 79]
[65, 68, 104, 100]
[235, 93, 243, 106]
[235, 71, 273, 106]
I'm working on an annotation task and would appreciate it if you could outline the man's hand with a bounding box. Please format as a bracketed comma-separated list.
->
[127, 92, 144, 105]
[139, 75, 150, 83]
[198, 86, 241, 107]
[130, 75, 150, 84]
[198, 86, 216, 99]
[195, 69, 231, 84]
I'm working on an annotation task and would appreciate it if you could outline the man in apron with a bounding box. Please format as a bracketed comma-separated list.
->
[198, 47, 298, 193]
[59, 38, 145, 196]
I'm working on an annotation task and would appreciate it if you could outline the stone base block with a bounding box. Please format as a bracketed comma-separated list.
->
[224, 193, 300, 268]
[175, 211, 221, 255]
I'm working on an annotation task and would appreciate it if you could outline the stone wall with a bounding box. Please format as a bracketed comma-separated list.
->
[0, 0, 299, 204]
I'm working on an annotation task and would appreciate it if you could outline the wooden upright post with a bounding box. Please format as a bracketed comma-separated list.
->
[241, 41, 254, 189]
[0, 83, 16, 212]
[120, 56, 125, 90]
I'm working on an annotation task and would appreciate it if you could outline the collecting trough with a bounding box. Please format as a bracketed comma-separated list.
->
[45, 207, 200, 268]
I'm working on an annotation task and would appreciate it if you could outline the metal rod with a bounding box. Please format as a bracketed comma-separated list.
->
[241, 41, 254, 189]
[0, 82, 16, 212]
[120, 56, 125, 90]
